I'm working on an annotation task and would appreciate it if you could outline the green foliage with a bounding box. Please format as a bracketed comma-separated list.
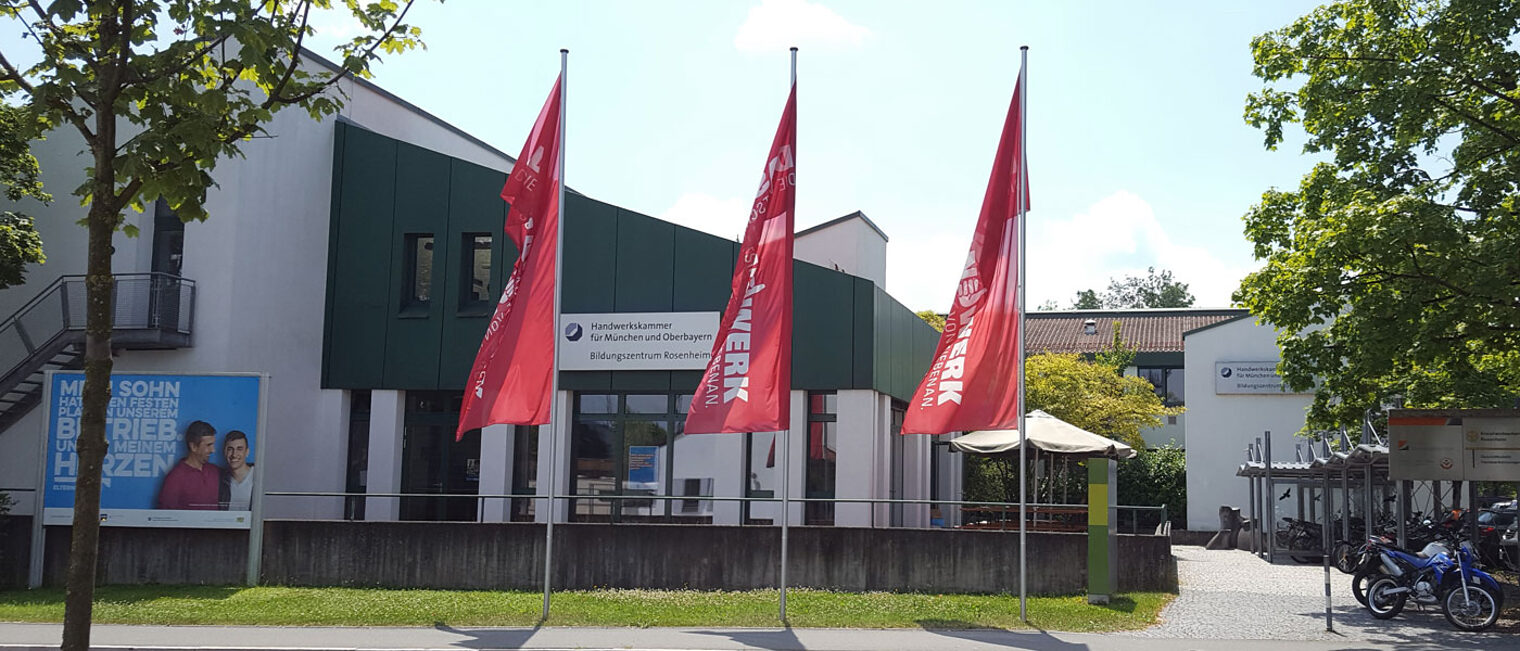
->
[1237, 0, 1520, 427]
[0, 211, 44, 288]
[1072, 268, 1195, 309]
[1070, 289, 1101, 309]
[0, 104, 47, 203]
[1025, 353, 1181, 450]
[1117, 445, 1186, 529]
[1093, 321, 1136, 371]
[914, 309, 945, 332]
[0, 0, 432, 224]
[0, 104, 49, 288]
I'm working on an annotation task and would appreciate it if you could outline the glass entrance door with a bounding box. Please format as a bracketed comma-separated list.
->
[399, 392, 480, 521]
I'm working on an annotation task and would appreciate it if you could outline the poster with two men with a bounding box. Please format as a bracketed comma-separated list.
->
[40, 372, 266, 528]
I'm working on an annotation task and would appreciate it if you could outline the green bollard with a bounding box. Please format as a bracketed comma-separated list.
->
[1088, 458, 1117, 604]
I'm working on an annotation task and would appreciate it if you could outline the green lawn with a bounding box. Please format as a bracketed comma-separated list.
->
[0, 586, 1173, 631]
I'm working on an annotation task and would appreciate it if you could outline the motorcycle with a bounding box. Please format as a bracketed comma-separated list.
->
[1364, 539, 1505, 631]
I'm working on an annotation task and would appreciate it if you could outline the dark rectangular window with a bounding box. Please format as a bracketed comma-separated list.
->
[805, 391, 837, 526]
[460, 233, 492, 311]
[402, 234, 435, 313]
[1138, 367, 1184, 407]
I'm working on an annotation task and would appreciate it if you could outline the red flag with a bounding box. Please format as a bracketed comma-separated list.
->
[901, 74, 1029, 435]
[456, 77, 563, 438]
[685, 84, 797, 434]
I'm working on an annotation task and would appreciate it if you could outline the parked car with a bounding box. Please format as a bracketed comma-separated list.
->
[1478, 501, 1517, 568]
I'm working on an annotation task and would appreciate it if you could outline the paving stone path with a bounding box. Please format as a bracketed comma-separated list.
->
[1125, 545, 1520, 648]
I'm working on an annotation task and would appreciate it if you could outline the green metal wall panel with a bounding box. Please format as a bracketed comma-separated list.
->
[436, 159, 510, 389]
[850, 278, 875, 389]
[324, 124, 396, 388]
[1133, 352, 1184, 368]
[326, 125, 928, 397]
[868, 285, 940, 402]
[791, 262, 853, 390]
[561, 194, 617, 314]
[670, 370, 704, 396]
[671, 226, 736, 312]
[561, 372, 612, 392]
[382, 143, 451, 388]
[614, 210, 675, 312]
[609, 371, 672, 392]
[871, 286, 892, 393]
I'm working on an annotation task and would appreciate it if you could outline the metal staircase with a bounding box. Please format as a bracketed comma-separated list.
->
[0, 272, 195, 433]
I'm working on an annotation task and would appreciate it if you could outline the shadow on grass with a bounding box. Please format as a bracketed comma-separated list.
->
[1091, 595, 1138, 614]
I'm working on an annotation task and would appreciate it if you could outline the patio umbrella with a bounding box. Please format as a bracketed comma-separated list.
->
[949, 409, 1137, 459]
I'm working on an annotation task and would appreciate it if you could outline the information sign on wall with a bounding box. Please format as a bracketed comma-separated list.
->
[40, 372, 266, 529]
[1214, 362, 1305, 395]
[558, 312, 719, 371]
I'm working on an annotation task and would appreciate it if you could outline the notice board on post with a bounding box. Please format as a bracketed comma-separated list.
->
[1388, 409, 1520, 482]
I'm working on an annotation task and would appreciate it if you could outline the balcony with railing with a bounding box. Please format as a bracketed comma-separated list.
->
[0, 272, 195, 433]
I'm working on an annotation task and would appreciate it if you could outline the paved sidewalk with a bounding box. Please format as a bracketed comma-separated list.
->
[1133, 546, 1520, 647]
[0, 622, 1508, 651]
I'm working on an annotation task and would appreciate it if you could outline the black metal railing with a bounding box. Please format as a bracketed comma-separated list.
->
[0, 272, 195, 382]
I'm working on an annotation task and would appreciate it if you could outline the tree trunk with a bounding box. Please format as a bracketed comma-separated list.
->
[61, 101, 119, 651]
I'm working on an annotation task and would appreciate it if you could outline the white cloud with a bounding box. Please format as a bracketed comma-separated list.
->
[885, 230, 972, 313]
[658, 193, 751, 241]
[733, 0, 871, 53]
[1026, 191, 1251, 308]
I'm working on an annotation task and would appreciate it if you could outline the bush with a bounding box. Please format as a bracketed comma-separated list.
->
[1117, 445, 1186, 529]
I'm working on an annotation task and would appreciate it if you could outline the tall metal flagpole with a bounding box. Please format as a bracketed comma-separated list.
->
[1016, 45, 1029, 623]
[542, 48, 567, 623]
[779, 45, 797, 625]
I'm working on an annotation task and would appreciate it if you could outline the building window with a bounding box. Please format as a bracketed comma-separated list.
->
[1137, 367, 1185, 407]
[511, 425, 539, 522]
[461, 233, 493, 312]
[569, 392, 707, 523]
[344, 390, 371, 521]
[402, 234, 435, 313]
[805, 391, 837, 525]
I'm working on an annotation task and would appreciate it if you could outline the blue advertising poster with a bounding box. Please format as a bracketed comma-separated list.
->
[627, 445, 658, 485]
[41, 372, 263, 529]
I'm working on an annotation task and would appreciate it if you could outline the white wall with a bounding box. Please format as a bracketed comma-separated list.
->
[1183, 318, 1312, 530]
[794, 217, 887, 287]
[0, 58, 519, 520]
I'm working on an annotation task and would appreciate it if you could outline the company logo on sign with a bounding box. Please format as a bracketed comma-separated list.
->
[1440, 458, 1454, 470]
[564, 323, 583, 342]
[1220, 367, 1233, 378]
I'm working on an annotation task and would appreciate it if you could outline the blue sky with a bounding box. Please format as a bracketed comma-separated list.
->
[47, 1, 1332, 312]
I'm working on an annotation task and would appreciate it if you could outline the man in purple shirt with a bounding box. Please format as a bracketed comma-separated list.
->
[157, 420, 221, 510]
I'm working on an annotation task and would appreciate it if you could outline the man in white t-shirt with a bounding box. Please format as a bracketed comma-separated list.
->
[220, 430, 255, 511]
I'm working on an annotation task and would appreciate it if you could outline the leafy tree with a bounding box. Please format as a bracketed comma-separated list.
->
[914, 309, 945, 332]
[1236, 0, 1520, 427]
[1092, 320, 1135, 371]
[1071, 268, 1194, 309]
[1024, 352, 1180, 449]
[962, 349, 1180, 515]
[1036, 299, 1059, 311]
[0, 3, 429, 648]
[0, 103, 48, 288]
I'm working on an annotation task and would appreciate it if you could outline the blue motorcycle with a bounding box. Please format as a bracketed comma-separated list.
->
[1365, 539, 1505, 631]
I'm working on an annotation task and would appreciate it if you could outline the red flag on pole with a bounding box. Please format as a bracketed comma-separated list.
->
[685, 84, 797, 434]
[901, 74, 1029, 435]
[456, 77, 564, 438]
